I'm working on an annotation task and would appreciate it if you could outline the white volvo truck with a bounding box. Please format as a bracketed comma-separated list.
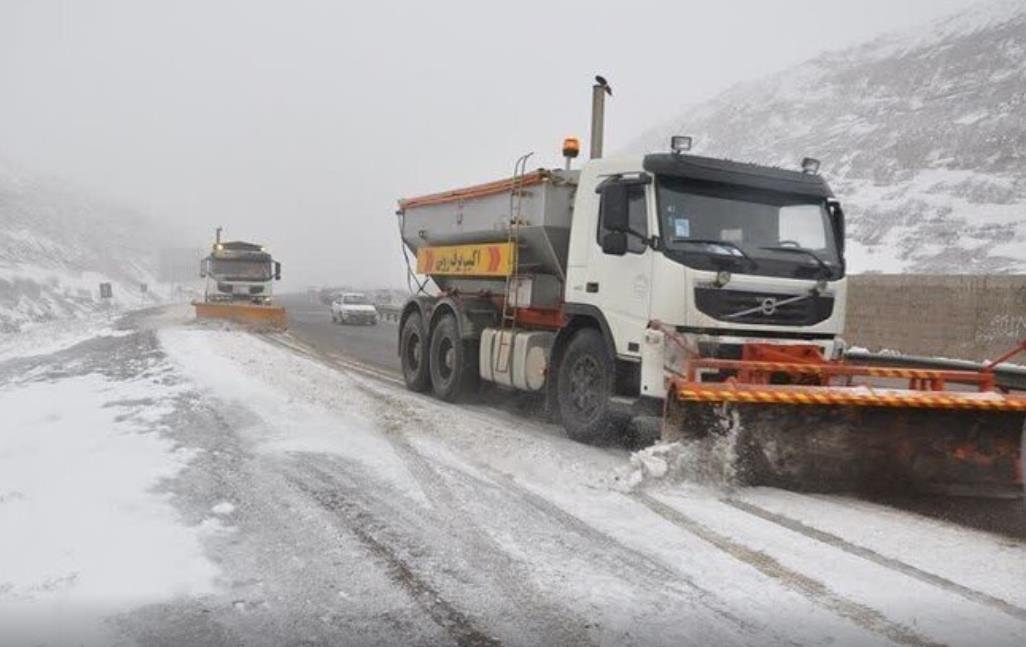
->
[395, 81, 847, 443]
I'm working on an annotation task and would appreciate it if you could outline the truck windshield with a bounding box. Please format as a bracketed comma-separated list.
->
[656, 176, 842, 279]
[210, 259, 272, 281]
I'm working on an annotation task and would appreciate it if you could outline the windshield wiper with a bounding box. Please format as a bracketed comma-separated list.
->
[759, 246, 833, 279]
[675, 239, 758, 270]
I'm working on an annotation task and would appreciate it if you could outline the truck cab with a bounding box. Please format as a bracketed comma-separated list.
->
[201, 241, 282, 304]
[567, 152, 846, 398]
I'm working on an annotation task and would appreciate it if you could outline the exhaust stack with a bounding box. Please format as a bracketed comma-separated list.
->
[590, 75, 612, 159]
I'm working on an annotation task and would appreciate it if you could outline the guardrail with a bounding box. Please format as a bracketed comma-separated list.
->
[377, 304, 402, 323]
[845, 350, 1026, 393]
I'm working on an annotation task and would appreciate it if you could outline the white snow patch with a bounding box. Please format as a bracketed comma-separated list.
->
[211, 501, 236, 516]
[159, 328, 433, 506]
[0, 372, 219, 646]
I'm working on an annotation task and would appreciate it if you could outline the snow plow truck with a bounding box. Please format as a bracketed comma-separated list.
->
[194, 228, 286, 330]
[395, 78, 1026, 499]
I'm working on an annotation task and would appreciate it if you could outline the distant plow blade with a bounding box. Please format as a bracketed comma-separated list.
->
[193, 301, 287, 331]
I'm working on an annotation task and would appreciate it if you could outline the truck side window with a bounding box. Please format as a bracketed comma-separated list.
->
[597, 185, 648, 254]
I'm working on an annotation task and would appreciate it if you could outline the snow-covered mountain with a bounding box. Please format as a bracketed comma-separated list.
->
[635, 0, 1026, 274]
[0, 163, 186, 332]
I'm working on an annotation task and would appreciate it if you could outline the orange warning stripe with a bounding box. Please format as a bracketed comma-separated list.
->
[673, 385, 1026, 411]
[687, 359, 989, 383]
[398, 171, 549, 210]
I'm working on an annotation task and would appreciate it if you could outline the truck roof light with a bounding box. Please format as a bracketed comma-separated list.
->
[801, 157, 821, 175]
[671, 136, 693, 154]
[562, 137, 580, 159]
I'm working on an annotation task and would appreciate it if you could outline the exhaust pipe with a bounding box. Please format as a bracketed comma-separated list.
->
[590, 75, 612, 159]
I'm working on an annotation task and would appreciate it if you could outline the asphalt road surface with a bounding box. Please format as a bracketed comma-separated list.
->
[276, 293, 1026, 541]
[279, 293, 400, 376]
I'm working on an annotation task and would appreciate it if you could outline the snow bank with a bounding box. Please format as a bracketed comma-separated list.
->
[0, 314, 132, 363]
[0, 372, 219, 645]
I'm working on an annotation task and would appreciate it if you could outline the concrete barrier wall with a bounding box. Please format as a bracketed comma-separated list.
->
[845, 275, 1026, 362]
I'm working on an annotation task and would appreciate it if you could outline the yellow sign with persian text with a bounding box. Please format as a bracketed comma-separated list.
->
[416, 242, 515, 277]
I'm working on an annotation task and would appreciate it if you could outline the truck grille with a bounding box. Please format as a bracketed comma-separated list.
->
[694, 288, 833, 326]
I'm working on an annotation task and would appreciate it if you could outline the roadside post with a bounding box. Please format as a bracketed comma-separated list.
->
[99, 282, 113, 321]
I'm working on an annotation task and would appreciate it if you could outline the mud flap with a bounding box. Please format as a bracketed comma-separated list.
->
[664, 396, 1025, 498]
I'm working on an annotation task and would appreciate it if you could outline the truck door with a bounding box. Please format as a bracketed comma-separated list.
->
[594, 179, 653, 360]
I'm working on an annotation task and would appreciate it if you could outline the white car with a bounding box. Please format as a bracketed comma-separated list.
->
[331, 293, 378, 325]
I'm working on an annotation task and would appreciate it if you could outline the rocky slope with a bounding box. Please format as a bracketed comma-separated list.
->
[0, 164, 182, 331]
[635, 0, 1026, 274]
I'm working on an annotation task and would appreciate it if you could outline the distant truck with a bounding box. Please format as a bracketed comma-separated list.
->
[194, 227, 286, 329]
[331, 292, 379, 325]
[200, 229, 282, 304]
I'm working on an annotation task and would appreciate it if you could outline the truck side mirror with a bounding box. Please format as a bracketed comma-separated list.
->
[600, 183, 630, 232]
[601, 231, 628, 256]
[828, 201, 845, 254]
[274, 261, 282, 281]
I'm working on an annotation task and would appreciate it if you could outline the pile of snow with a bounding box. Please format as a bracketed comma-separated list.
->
[619, 409, 744, 491]
[0, 162, 187, 332]
[634, 0, 1026, 274]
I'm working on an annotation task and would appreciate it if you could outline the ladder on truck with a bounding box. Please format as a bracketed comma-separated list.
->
[493, 152, 533, 376]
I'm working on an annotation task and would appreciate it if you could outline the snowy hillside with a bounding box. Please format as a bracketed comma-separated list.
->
[635, 0, 1026, 274]
[0, 163, 184, 332]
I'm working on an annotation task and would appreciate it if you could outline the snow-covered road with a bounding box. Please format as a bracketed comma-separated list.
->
[1, 306, 1024, 646]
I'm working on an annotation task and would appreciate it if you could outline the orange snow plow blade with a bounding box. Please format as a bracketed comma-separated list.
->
[193, 301, 287, 331]
[660, 333, 1026, 498]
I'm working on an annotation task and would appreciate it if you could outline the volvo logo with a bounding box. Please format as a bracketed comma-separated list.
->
[760, 297, 779, 315]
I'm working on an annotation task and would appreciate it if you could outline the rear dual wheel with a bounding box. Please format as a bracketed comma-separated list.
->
[400, 311, 478, 400]
[400, 312, 430, 392]
[428, 314, 478, 401]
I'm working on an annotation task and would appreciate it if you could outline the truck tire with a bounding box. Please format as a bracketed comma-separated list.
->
[428, 314, 478, 401]
[556, 328, 614, 443]
[400, 312, 431, 392]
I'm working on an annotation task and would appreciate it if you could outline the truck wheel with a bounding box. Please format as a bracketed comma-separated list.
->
[400, 312, 431, 392]
[556, 328, 614, 443]
[428, 314, 478, 401]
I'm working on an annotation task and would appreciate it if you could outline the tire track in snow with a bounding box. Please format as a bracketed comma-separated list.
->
[349, 380, 808, 646]
[350, 384, 599, 647]
[633, 492, 946, 647]
[288, 472, 502, 647]
[263, 330, 805, 645]
[724, 497, 1026, 623]
[465, 468, 807, 646]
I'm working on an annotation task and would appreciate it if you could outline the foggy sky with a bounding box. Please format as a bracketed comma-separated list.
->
[0, 0, 979, 289]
